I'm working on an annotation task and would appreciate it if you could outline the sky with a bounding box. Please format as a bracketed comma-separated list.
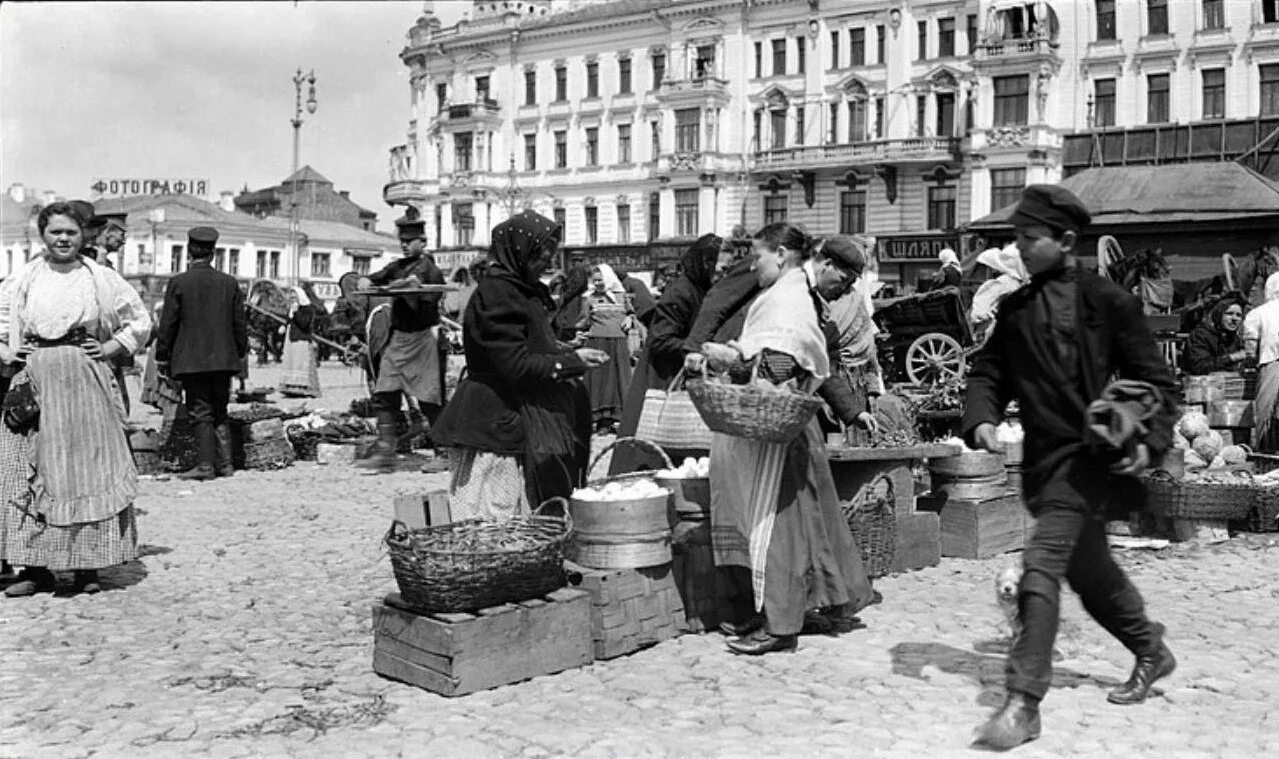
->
[1, 1, 467, 232]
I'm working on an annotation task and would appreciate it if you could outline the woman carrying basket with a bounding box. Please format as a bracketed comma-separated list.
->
[431, 211, 608, 520]
[685, 223, 876, 655]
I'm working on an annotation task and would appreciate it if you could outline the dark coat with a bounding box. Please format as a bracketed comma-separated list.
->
[962, 268, 1177, 506]
[431, 271, 588, 455]
[646, 274, 707, 385]
[1181, 312, 1244, 375]
[682, 259, 760, 352]
[287, 305, 315, 342]
[156, 261, 248, 376]
[624, 276, 657, 326]
[368, 253, 445, 332]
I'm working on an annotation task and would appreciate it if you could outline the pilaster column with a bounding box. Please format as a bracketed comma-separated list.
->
[659, 187, 676, 238]
[439, 201, 455, 248]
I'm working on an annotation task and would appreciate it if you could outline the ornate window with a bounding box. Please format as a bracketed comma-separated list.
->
[764, 194, 788, 224]
[927, 185, 956, 230]
[554, 65, 567, 101]
[524, 69, 537, 105]
[1147, 0, 1168, 35]
[990, 168, 1026, 210]
[993, 75, 1030, 126]
[586, 127, 599, 165]
[851, 28, 866, 66]
[1094, 78, 1116, 127]
[617, 204, 631, 243]
[772, 39, 787, 75]
[675, 109, 700, 152]
[839, 190, 866, 233]
[554, 130, 567, 168]
[619, 57, 632, 94]
[1202, 69, 1225, 119]
[585, 206, 598, 244]
[618, 124, 632, 163]
[675, 189, 699, 236]
[1147, 73, 1170, 123]
[524, 133, 537, 171]
[1201, 0, 1224, 30]
[586, 61, 599, 98]
[939, 18, 955, 57]
[1262, 64, 1279, 116]
[1096, 0, 1116, 41]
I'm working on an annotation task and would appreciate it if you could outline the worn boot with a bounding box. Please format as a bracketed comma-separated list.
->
[213, 423, 235, 478]
[358, 411, 399, 474]
[972, 691, 1041, 751]
[1108, 642, 1176, 705]
[177, 422, 217, 481]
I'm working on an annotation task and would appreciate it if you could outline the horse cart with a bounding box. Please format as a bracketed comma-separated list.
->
[873, 286, 975, 386]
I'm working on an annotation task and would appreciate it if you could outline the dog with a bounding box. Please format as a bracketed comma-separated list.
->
[995, 561, 1024, 644]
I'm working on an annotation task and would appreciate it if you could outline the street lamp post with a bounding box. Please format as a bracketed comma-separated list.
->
[288, 68, 318, 285]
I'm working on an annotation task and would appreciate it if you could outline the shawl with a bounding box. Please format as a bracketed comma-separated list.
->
[488, 210, 561, 310]
[681, 233, 723, 294]
[734, 267, 829, 384]
[594, 263, 627, 302]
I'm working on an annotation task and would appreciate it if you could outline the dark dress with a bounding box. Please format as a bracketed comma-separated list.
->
[430, 269, 590, 507]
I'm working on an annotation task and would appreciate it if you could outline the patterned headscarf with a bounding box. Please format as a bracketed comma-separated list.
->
[489, 210, 561, 283]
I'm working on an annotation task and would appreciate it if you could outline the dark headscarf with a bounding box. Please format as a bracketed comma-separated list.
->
[489, 210, 561, 284]
[681, 233, 723, 294]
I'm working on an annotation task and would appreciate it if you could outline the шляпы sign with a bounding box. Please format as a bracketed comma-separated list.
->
[90, 178, 211, 197]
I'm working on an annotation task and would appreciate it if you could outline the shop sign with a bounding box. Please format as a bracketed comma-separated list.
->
[90, 178, 211, 197]
[310, 282, 341, 301]
[877, 234, 961, 263]
[435, 250, 482, 272]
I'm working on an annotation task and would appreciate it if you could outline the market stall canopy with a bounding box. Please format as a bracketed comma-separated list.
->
[965, 163, 1279, 233]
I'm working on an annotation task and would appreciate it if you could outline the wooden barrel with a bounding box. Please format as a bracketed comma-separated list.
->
[567, 492, 672, 569]
[930, 451, 1007, 501]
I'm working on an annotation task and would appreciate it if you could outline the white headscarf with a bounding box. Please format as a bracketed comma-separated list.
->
[939, 248, 961, 270]
[289, 286, 310, 315]
[976, 244, 1028, 282]
[593, 263, 626, 302]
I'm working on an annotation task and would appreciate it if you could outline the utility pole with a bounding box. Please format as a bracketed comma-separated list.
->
[289, 68, 317, 284]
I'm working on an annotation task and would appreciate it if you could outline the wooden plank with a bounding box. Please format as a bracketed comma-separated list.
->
[372, 603, 462, 656]
[426, 491, 452, 526]
[889, 512, 940, 574]
[373, 648, 461, 697]
[919, 492, 1026, 559]
[374, 631, 453, 675]
[826, 443, 962, 461]
[392, 495, 428, 531]
[447, 594, 592, 693]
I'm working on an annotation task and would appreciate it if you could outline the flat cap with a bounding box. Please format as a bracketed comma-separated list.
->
[1007, 184, 1091, 234]
[396, 219, 426, 240]
[188, 226, 219, 245]
[820, 235, 870, 275]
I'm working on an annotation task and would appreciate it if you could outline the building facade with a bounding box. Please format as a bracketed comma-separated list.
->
[384, 0, 1279, 289]
[235, 166, 380, 232]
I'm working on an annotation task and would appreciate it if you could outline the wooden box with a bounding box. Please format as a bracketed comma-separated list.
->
[670, 520, 747, 633]
[564, 560, 685, 659]
[888, 512, 941, 574]
[372, 589, 593, 697]
[917, 491, 1026, 560]
[392, 491, 453, 530]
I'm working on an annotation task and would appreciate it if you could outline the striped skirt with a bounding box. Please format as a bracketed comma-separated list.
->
[0, 347, 138, 570]
[279, 340, 320, 397]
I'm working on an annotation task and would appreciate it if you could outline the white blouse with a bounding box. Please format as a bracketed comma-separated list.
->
[20, 264, 100, 340]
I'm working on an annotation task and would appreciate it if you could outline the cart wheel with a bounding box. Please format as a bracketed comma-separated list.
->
[906, 332, 966, 385]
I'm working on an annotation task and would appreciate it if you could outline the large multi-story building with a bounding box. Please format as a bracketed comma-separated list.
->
[384, 0, 1279, 289]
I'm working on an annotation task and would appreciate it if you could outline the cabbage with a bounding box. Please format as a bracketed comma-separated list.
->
[1191, 429, 1224, 462]
[1219, 445, 1248, 465]
[1177, 411, 1210, 440]
[1171, 430, 1190, 450]
[1184, 450, 1208, 470]
[1209, 455, 1227, 469]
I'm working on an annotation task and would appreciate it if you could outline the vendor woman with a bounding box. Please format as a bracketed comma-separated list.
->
[1182, 298, 1247, 375]
[686, 222, 875, 656]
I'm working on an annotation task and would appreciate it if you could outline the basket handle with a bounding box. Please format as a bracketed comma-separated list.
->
[534, 495, 573, 533]
[586, 436, 675, 479]
[385, 519, 410, 545]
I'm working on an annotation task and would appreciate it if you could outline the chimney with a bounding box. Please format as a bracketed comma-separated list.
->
[219, 191, 236, 212]
[8, 184, 25, 203]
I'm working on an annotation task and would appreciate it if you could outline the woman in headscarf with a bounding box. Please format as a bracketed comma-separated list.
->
[933, 247, 963, 290]
[584, 262, 634, 433]
[969, 244, 1029, 340]
[610, 234, 723, 474]
[1182, 297, 1247, 376]
[686, 222, 875, 656]
[0, 201, 151, 597]
[431, 211, 609, 519]
[278, 286, 321, 398]
[552, 265, 591, 344]
[1243, 273, 1279, 451]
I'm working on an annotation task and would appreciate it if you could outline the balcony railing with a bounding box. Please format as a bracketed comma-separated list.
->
[661, 76, 729, 94]
[444, 100, 500, 120]
[753, 137, 961, 168]
[388, 144, 415, 183]
[974, 35, 1058, 60]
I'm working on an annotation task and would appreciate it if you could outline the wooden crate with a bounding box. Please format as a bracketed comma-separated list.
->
[888, 512, 940, 574]
[917, 491, 1026, 560]
[392, 491, 452, 530]
[669, 520, 748, 633]
[564, 560, 685, 659]
[372, 589, 592, 697]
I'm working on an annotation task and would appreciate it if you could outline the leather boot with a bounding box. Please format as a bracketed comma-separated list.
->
[725, 628, 798, 656]
[718, 615, 764, 638]
[1108, 642, 1176, 705]
[214, 423, 234, 478]
[972, 691, 1041, 751]
[177, 422, 216, 480]
[357, 410, 399, 474]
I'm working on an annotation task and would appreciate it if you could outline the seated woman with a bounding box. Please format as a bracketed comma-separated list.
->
[431, 211, 608, 519]
[686, 222, 875, 656]
[1182, 298, 1247, 376]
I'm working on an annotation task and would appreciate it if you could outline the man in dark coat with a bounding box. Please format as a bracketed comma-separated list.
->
[614, 264, 656, 326]
[156, 226, 249, 480]
[356, 212, 447, 473]
[963, 186, 1179, 750]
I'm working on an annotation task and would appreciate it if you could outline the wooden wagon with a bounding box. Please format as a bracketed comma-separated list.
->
[873, 286, 974, 385]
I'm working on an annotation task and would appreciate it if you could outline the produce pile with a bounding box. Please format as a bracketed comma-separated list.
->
[915, 378, 965, 414]
[655, 457, 710, 479]
[285, 412, 378, 460]
[227, 403, 293, 423]
[572, 479, 669, 502]
[1173, 410, 1250, 472]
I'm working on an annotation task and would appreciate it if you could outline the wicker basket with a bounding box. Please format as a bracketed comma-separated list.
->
[286, 425, 322, 461]
[384, 503, 571, 613]
[241, 437, 296, 471]
[686, 377, 823, 445]
[1142, 473, 1257, 520]
[1244, 488, 1279, 532]
[843, 474, 897, 579]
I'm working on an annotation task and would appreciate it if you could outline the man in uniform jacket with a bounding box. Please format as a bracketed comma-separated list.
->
[356, 213, 447, 473]
[156, 226, 249, 480]
[962, 186, 1179, 750]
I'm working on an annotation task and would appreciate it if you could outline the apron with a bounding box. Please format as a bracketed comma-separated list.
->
[372, 328, 442, 404]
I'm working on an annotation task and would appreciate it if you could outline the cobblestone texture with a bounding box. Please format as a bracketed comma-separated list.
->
[1, 366, 1276, 758]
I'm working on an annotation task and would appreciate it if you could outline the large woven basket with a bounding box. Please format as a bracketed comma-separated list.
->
[686, 378, 823, 445]
[384, 502, 571, 614]
[1244, 488, 1279, 532]
[843, 474, 897, 579]
[1142, 473, 1257, 520]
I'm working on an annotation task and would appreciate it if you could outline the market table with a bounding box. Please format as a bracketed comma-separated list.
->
[825, 442, 962, 575]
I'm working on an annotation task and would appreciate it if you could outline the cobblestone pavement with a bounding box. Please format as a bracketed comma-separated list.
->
[1, 366, 1277, 759]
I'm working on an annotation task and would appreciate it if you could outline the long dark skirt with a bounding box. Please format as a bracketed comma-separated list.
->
[584, 336, 632, 427]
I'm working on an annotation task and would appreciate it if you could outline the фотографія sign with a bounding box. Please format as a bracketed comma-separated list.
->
[90, 179, 211, 197]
